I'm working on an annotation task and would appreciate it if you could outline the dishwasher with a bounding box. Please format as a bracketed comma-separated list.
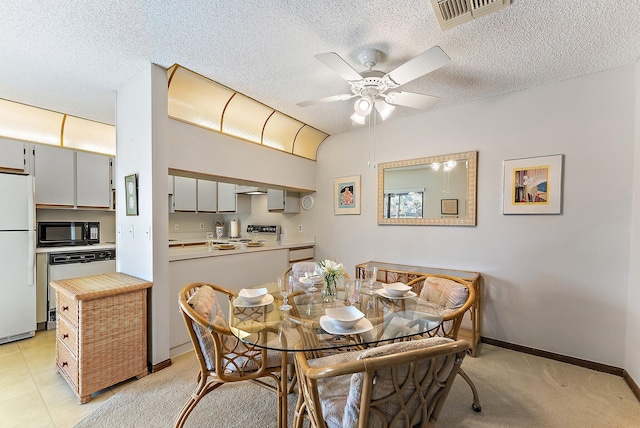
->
[47, 248, 116, 329]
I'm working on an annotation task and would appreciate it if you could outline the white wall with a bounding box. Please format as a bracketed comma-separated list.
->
[626, 62, 640, 380]
[116, 63, 170, 366]
[310, 65, 636, 367]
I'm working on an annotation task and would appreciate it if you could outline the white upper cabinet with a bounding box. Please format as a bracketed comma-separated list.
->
[76, 151, 111, 208]
[217, 182, 236, 212]
[197, 179, 217, 212]
[34, 144, 75, 207]
[173, 176, 197, 212]
[0, 138, 28, 173]
[33, 144, 112, 209]
[217, 183, 251, 213]
[267, 189, 300, 213]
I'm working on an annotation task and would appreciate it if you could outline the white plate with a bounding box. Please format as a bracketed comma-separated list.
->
[234, 294, 274, 308]
[376, 289, 417, 300]
[299, 276, 322, 285]
[319, 315, 374, 335]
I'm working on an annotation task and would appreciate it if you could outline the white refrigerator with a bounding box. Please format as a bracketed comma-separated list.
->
[0, 173, 36, 344]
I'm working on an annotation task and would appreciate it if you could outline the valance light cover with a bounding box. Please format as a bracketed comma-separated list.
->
[167, 64, 328, 161]
[0, 98, 116, 155]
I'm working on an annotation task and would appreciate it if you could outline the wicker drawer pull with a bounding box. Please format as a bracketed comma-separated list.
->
[62, 334, 69, 339]
[62, 306, 69, 311]
[61, 361, 68, 368]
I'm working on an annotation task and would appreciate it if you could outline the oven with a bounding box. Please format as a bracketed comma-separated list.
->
[38, 221, 100, 247]
[46, 248, 116, 329]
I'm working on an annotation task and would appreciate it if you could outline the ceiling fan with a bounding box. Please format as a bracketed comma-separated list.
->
[297, 46, 450, 124]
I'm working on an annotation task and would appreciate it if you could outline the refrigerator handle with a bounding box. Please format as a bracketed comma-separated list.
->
[27, 230, 36, 286]
[27, 176, 35, 231]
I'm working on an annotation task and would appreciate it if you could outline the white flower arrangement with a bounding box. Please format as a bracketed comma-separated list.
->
[317, 259, 346, 283]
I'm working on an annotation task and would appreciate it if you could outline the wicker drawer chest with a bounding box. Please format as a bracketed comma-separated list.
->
[50, 272, 152, 403]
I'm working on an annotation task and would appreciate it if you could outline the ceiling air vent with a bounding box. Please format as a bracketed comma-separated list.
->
[430, 0, 510, 31]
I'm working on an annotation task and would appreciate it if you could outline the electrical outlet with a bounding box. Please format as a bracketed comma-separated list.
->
[174, 223, 179, 231]
[298, 224, 303, 232]
[199, 223, 204, 230]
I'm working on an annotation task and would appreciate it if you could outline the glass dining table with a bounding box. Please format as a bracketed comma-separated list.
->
[228, 280, 444, 428]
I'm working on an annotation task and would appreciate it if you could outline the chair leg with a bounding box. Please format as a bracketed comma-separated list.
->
[458, 368, 481, 412]
[174, 378, 223, 428]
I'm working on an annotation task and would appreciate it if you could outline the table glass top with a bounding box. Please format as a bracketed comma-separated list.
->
[229, 281, 444, 353]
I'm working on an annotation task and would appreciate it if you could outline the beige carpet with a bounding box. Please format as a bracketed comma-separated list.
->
[75, 344, 640, 428]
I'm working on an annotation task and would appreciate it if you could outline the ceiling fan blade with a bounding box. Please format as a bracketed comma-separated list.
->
[386, 91, 440, 110]
[385, 46, 450, 86]
[315, 52, 363, 82]
[297, 93, 355, 107]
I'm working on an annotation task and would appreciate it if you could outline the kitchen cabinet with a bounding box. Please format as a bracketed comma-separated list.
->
[34, 144, 75, 207]
[289, 245, 314, 265]
[33, 144, 112, 209]
[267, 189, 300, 213]
[197, 179, 217, 212]
[217, 182, 250, 213]
[51, 272, 151, 403]
[168, 175, 174, 194]
[76, 151, 111, 208]
[0, 137, 28, 173]
[173, 176, 197, 212]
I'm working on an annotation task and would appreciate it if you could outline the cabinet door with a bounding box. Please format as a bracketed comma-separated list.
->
[76, 151, 111, 208]
[34, 145, 75, 207]
[174, 176, 197, 211]
[217, 182, 237, 212]
[267, 189, 284, 211]
[0, 138, 27, 172]
[197, 179, 217, 212]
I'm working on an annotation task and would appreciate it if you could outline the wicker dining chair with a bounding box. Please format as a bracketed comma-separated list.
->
[406, 274, 481, 412]
[175, 282, 285, 428]
[294, 337, 468, 428]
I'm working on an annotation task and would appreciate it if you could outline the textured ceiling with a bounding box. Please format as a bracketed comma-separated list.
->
[1, 1, 639, 136]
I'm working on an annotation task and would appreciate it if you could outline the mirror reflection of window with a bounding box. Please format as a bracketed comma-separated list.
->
[377, 151, 477, 226]
[384, 191, 424, 218]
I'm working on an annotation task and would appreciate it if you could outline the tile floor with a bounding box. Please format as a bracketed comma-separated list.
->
[0, 330, 133, 428]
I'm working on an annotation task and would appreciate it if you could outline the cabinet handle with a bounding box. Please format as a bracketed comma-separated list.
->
[62, 306, 69, 312]
[62, 362, 68, 368]
[62, 334, 69, 339]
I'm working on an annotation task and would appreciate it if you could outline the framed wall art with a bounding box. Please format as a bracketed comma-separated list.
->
[502, 154, 563, 214]
[334, 175, 360, 215]
[441, 198, 458, 216]
[125, 173, 139, 216]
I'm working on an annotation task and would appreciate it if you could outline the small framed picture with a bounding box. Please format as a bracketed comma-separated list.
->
[334, 175, 360, 215]
[503, 154, 563, 214]
[125, 174, 138, 216]
[441, 199, 458, 215]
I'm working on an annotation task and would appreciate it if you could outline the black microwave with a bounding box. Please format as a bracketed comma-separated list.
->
[37, 222, 100, 247]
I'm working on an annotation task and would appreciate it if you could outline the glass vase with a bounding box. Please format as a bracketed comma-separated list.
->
[322, 276, 338, 302]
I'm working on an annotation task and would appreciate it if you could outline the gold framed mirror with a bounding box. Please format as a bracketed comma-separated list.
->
[377, 151, 477, 226]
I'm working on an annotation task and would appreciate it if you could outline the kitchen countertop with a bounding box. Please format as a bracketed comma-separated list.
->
[36, 243, 117, 254]
[169, 239, 314, 262]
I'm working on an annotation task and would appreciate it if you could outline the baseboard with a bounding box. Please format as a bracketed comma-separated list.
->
[623, 370, 640, 402]
[481, 337, 623, 376]
[150, 358, 172, 373]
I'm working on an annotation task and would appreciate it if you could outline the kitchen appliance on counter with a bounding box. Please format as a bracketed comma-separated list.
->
[46, 248, 116, 329]
[241, 225, 281, 242]
[37, 221, 100, 247]
[0, 173, 36, 345]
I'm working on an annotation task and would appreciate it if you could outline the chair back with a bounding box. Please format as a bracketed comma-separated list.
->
[178, 282, 270, 382]
[296, 338, 468, 428]
[407, 274, 474, 340]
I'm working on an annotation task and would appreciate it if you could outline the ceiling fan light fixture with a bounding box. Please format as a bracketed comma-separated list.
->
[354, 96, 373, 116]
[350, 112, 366, 125]
[375, 99, 395, 120]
